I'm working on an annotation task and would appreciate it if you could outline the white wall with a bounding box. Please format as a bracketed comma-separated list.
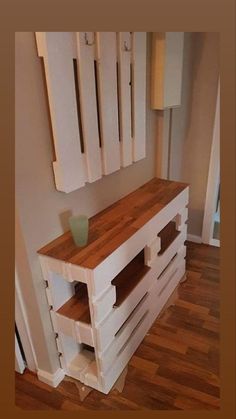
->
[15, 32, 157, 374]
[170, 32, 220, 237]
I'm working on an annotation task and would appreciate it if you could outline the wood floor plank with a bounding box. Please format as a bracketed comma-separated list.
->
[128, 355, 159, 376]
[145, 333, 188, 354]
[15, 389, 55, 410]
[174, 395, 219, 410]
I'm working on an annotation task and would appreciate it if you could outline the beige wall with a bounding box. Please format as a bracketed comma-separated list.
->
[170, 32, 220, 237]
[15, 32, 157, 373]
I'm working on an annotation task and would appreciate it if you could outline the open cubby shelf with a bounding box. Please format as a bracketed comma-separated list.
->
[112, 250, 150, 307]
[158, 221, 180, 255]
[57, 282, 91, 324]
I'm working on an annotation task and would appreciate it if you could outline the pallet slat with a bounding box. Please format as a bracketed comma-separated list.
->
[35, 32, 86, 193]
[96, 32, 120, 174]
[76, 32, 102, 182]
[132, 32, 147, 161]
[118, 32, 133, 167]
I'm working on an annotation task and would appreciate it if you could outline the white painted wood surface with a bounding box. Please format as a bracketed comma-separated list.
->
[76, 32, 102, 182]
[35, 32, 86, 192]
[132, 32, 147, 161]
[98, 294, 149, 373]
[96, 32, 120, 174]
[117, 32, 133, 167]
[35, 32, 147, 193]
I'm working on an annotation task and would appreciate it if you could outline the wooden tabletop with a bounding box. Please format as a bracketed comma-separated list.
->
[38, 178, 188, 269]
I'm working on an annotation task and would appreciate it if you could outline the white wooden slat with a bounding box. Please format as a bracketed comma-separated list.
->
[55, 313, 77, 340]
[92, 286, 116, 325]
[75, 321, 94, 346]
[35, 32, 86, 193]
[152, 225, 187, 277]
[101, 311, 150, 393]
[132, 32, 147, 161]
[96, 32, 120, 174]
[117, 32, 133, 167]
[96, 268, 155, 353]
[149, 260, 186, 317]
[144, 236, 161, 267]
[76, 32, 102, 182]
[46, 271, 75, 311]
[98, 293, 149, 373]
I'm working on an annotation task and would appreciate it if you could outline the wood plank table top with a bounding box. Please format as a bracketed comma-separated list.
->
[38, 178, 188, 269]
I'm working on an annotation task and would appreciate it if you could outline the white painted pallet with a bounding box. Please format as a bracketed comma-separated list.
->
[35, 32, 147, 193]
[39, 186, 189, 394]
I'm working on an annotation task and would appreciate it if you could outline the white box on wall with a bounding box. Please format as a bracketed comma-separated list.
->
[151, 32, 184, 110]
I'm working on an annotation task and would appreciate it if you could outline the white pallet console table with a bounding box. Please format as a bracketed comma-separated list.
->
[38, 178, 189, 394]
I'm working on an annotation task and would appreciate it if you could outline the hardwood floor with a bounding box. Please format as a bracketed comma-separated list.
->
[15, 241, 220, 410]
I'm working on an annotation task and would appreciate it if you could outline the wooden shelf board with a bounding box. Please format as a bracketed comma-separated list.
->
[158, 221, 180, 255]
[38, 178, 188, 269]
[57, 283, 91, 324]
[112, 250, 150, 307]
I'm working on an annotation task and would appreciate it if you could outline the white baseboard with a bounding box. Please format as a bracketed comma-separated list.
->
[187, 234, 202, 243]
[37, 367, 65, 388]
[210, 238, 220, 247]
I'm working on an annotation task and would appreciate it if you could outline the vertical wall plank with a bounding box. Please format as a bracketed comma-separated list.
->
[117, 32, 133, 167]
[132, 32, 147, 161]
[35, 32, 86, 193]
[76, 32, 102, 182]
[96, 32, 120, 175]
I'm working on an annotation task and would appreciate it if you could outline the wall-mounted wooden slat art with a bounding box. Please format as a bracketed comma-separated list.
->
[36, 32, 147, 193]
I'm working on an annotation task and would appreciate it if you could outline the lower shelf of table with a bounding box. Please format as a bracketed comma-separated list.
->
[57, 255, 186, 394]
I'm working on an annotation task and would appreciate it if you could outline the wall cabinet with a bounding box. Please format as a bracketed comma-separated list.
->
[151, 32, 184, 109]
[38, 178, 189, 394]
